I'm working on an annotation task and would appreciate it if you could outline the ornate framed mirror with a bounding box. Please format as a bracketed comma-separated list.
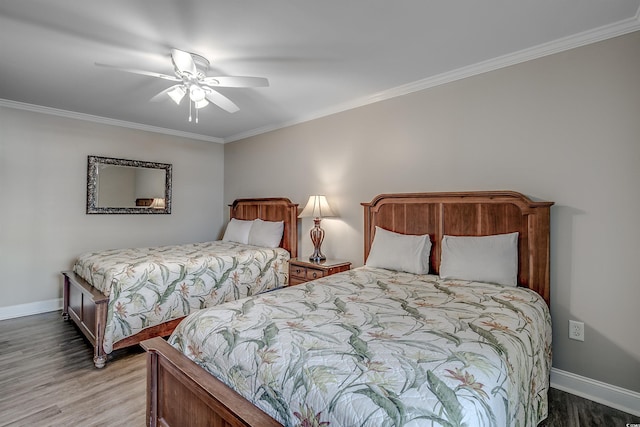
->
[86, 155, 172, 214]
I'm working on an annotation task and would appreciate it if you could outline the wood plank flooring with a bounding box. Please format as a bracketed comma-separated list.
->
[0, 311, 146, 426]
[1, 311, 638, 426]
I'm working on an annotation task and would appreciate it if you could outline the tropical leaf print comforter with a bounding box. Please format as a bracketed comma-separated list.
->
[73, 240, 289, 353]
[170, 266, 551, 427]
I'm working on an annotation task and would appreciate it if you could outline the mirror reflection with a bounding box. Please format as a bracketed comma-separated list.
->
[87, 156, 172, 214]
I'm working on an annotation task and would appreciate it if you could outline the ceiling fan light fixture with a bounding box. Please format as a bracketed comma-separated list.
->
[167, 86, 186, 105]
[194, 98, 209, 109]
[189, 84, 206, 102]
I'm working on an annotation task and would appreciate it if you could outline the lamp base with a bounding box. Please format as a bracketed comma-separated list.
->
[309, 218, 326, 263]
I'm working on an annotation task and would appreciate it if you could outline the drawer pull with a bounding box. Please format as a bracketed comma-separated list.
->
[311, 272, 318, 278]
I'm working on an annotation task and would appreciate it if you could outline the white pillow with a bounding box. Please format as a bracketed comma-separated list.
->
[248, 219, 284, 248]
[222, 218, 254, 244]
[365, 226, 431, 275]
[439, 232, 519, 286]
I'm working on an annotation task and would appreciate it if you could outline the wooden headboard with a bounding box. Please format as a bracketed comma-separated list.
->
[362, 191, 553, 305]
[229, 198, 299, 258]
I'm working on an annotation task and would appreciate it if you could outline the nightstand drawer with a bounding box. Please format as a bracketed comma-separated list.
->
[305, 268, 323, 281]
[290, 265, 307, 280]
[291, 265, 325, 280]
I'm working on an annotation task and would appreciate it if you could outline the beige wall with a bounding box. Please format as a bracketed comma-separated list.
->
[225, 32, 640, 393]
[0, 108, 225, 308]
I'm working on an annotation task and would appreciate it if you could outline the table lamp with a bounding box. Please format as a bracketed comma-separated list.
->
[299, 195, 336, 261]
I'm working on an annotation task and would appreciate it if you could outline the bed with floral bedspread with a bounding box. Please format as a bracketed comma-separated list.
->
[169, 266, 551, 427]
[73, 240, 289, 354]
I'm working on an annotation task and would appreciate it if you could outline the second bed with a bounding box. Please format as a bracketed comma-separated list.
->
[62, 197, 298, 368]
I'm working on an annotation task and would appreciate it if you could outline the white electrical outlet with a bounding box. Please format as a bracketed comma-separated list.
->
[569, 320, 585, 341]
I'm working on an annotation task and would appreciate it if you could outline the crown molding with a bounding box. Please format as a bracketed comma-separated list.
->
[226, 12, 640, 143]
[357, 11, 640, 106]
[0, 99, 224, 144]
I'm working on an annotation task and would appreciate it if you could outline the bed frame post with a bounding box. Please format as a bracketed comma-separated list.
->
[62, 274, 70, 321]
[93, 304, 108, 368]
[147, 345, 159, 427]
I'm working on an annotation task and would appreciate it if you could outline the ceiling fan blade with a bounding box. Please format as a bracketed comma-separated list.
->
[204, 89, 240, 113]
[171, 49, 197, 77]
[95, 63, 180, 82]
[201, 76, 269, 88]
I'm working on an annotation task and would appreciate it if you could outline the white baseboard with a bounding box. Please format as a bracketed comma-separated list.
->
[551, 367, 640, 417]
[0, 298, 62, 321]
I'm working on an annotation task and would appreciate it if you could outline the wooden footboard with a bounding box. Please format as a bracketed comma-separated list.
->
[141, 337, 280, 427]
[62, 271, 184, 368]
[62, 270, 110, 367]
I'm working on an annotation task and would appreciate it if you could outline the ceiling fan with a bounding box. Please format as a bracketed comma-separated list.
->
[96, 49, 269, 123]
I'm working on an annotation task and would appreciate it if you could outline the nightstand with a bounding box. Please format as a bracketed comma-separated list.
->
[289, 258, 351, 286]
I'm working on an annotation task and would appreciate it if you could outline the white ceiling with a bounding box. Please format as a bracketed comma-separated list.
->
[1, 1, 639, 143]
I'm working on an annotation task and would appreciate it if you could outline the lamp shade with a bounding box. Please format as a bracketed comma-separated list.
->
[299, 195, 336, 219]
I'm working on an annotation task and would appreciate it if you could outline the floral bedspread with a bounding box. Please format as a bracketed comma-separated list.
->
[170, 266, 551, 427]
[73, 240, 289, 353]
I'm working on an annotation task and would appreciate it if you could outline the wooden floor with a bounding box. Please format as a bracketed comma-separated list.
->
[1, 311, 638, 426]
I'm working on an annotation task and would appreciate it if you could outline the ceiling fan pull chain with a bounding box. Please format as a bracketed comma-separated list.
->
[196, 106, 199, 124]
[188, 99, 192, 122]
